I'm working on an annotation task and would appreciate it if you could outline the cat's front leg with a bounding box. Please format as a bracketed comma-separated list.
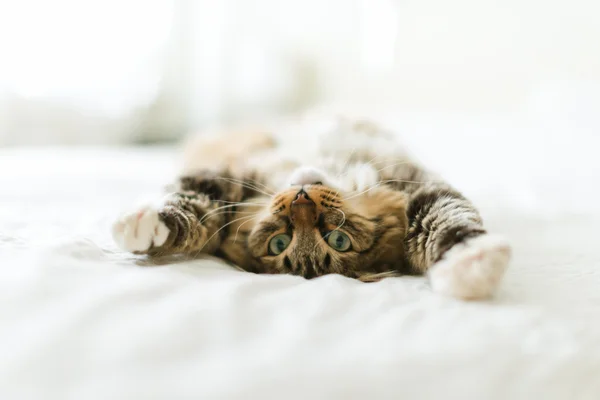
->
[404, 183, 511, 300]
[112, 203, 170, 253]
[427, 233, 511, 300]
[113, 168, 269, 256]
[112, 192, 228, 256]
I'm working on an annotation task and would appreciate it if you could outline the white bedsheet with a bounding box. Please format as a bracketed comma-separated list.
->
[1, 126, 600, 399]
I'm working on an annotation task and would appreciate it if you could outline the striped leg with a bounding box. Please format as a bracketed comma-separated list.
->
[404, 183, 511, 299]
[112, 191, 233, 256]
[113, 169, 265, 257]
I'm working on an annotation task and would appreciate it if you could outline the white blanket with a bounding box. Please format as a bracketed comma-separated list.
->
[1, 125, 599, 399]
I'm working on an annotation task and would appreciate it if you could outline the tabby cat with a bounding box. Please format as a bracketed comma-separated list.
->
[113, 118, 510, 300]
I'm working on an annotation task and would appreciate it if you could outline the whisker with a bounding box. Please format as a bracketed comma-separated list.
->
[238, 176, 277, 193]
[333, 154, 410, 181]
[327, 147, 360, 198]
[199, 203, 265, 223]
[379, 178, 429, 185]
[342, 182, 384, 201]
[374, 161, 414, 174]
[200, 210, 258, 223]
[233, 215, 259, 244]
[216, 200, 269, 205]
[332, 207, 346, 230]
[199, 204, 245, 223]
[216, 176, 275, 193]
[194, 214, 258, 256]
[215, 177, 275, 196]
[336, 146, 357, 179]
[343, 178, 428, 201]
[362, 153, 390, 168]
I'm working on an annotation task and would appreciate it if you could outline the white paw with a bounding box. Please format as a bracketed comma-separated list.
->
[112, 205, 170, 253]
[429, 234, 511, 300]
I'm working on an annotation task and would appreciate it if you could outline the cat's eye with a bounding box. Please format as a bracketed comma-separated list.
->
[268, 234, 292, 255]
[326, 231, 351, 252]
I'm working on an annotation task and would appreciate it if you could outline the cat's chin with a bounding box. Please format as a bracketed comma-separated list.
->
[287, 166, 332, 187]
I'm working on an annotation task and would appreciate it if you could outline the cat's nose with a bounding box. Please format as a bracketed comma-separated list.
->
[290, 190, 317, 224]
[292, 189, 314, 206]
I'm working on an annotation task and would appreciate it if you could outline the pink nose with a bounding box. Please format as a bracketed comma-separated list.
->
[292, 191, 314, 206]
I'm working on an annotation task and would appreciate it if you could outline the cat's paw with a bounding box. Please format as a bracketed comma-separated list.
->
[112, 205, 170, 253]
[429, 234, 511, 300]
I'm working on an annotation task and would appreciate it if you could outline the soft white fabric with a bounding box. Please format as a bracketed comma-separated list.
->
[1, 134, 599, 399]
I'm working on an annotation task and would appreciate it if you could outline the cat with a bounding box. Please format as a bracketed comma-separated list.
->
[112, 117, 510, 300]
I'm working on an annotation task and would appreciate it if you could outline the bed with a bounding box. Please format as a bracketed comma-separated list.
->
[1, 115, 599, 399]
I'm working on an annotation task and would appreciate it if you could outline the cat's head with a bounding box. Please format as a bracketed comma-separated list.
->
[227, 169, 409, 279]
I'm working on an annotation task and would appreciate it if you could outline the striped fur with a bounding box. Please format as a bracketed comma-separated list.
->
[113, 118, 509, 298]
[404, 184, 486, 273]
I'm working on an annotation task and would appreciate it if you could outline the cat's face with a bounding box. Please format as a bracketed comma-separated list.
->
[244, 183, 409, 279]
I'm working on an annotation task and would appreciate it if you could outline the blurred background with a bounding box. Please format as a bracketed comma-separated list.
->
[1, 0, 598, 146]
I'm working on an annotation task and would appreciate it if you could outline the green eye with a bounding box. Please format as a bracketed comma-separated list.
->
[327, 231, 351, 252]
[268, 234, 292, 255]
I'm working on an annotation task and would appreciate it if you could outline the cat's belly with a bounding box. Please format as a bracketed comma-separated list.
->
[257, 118, 409, 192]
[183, 116, 410, 192]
